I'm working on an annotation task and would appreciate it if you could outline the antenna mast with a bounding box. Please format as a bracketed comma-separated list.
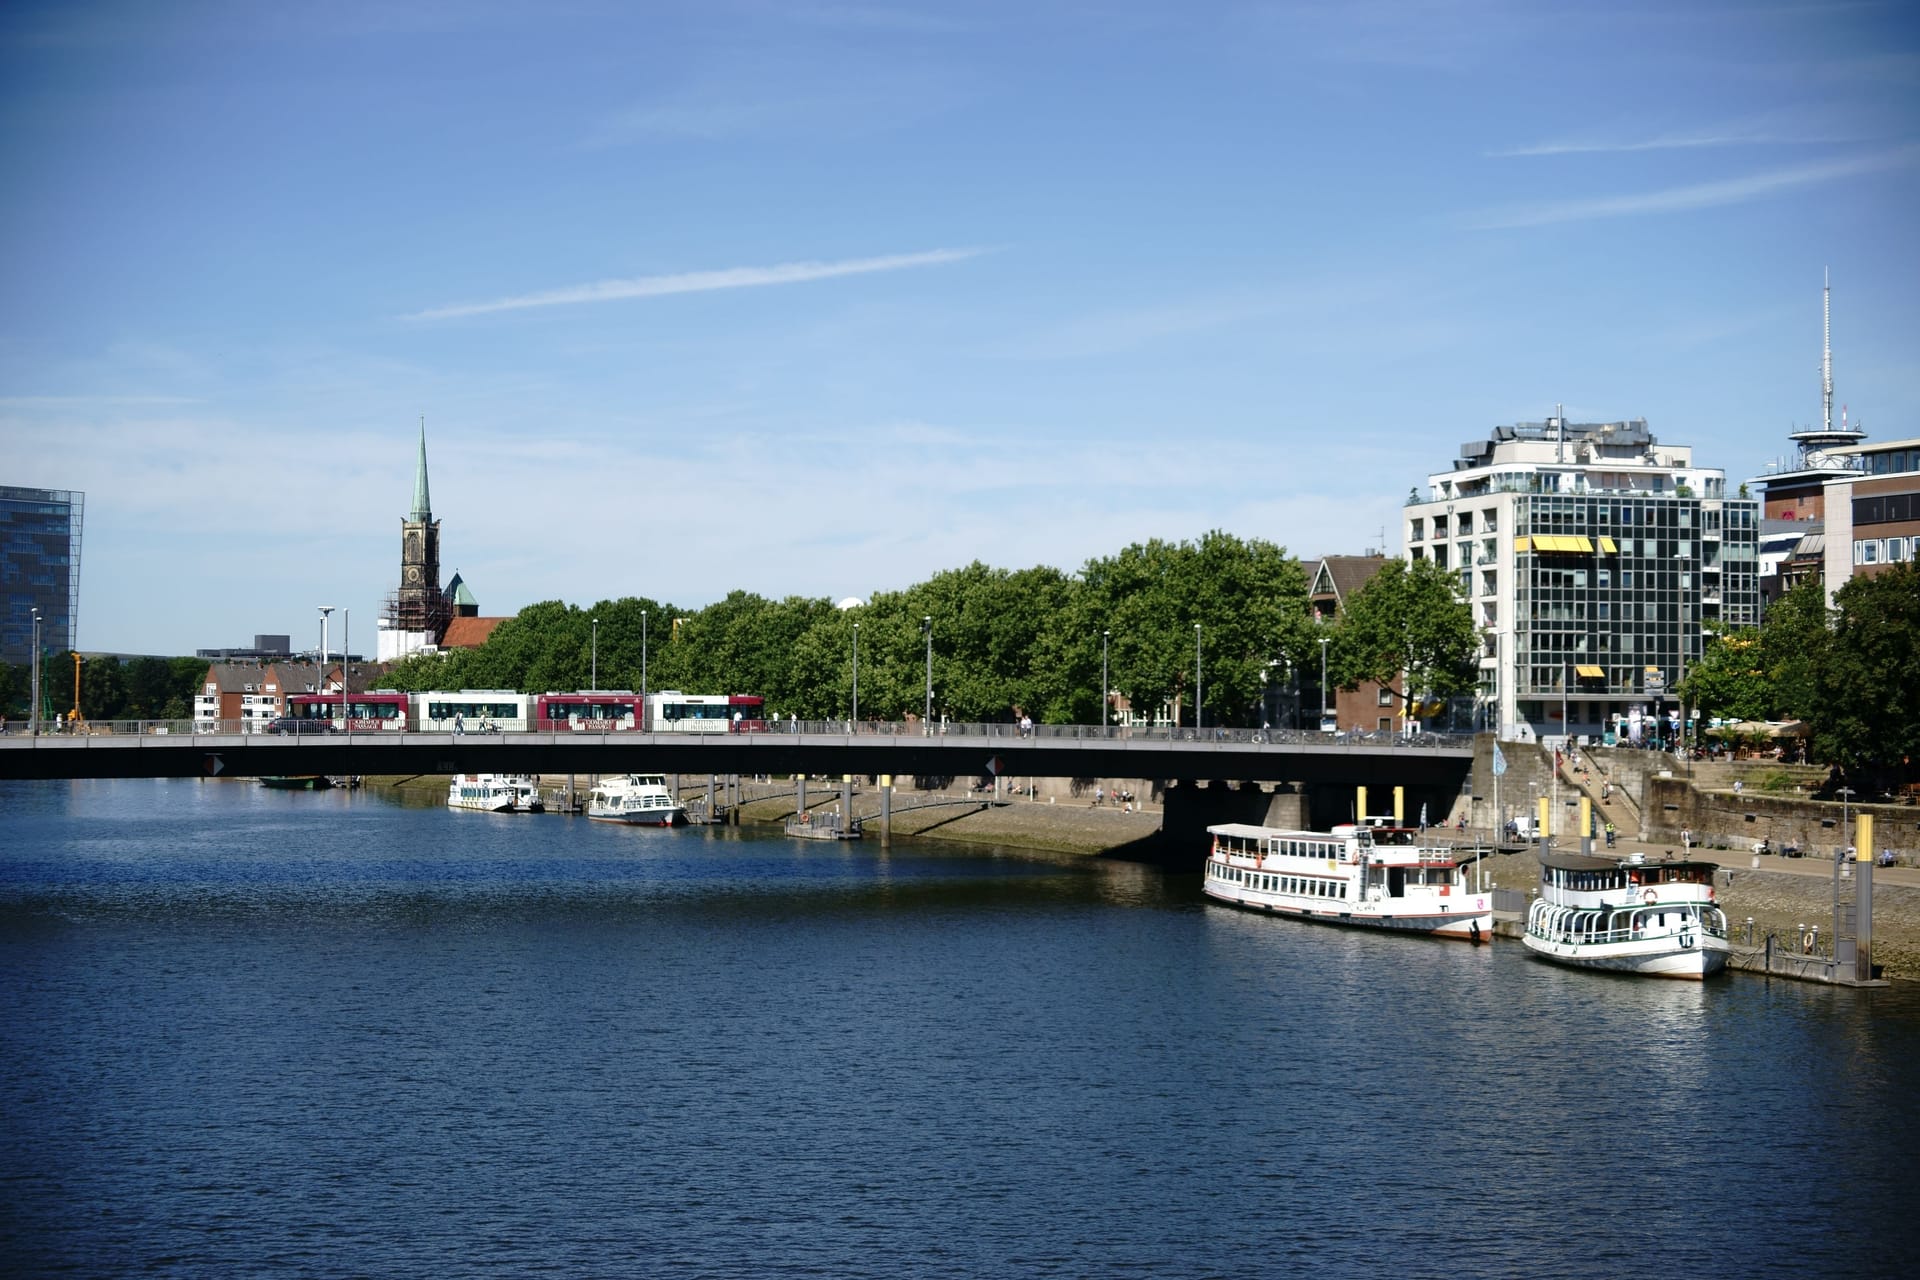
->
[1822, 269, 1833, 437]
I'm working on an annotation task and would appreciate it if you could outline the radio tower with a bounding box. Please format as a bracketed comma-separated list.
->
[1790, 269, 1863, 468]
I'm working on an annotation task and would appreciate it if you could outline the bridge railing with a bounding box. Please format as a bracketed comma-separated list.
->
[1, 717, 1474, 751]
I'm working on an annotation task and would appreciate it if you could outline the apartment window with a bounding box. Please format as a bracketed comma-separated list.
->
[1378, 686, 1394, 706]
[1622, 571, 1634, 589]
[1410, 518, 1424, 542]
[1856, 540, 1882, 565]
[1481, 509, 1498, 533]
[1889, 537, 1909, 562]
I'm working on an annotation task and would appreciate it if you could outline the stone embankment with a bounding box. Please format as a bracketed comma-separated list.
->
[1480, 841, 1920, 980]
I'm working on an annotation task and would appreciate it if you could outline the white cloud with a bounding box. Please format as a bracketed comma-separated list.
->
[1465, 147, 1919, 229]
[406, 248, 988, 321]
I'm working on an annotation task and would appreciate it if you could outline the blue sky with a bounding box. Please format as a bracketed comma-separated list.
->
[3, 0, 1916, 656]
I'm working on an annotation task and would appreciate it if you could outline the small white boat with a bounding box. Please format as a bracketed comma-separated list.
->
[447, 773, 543, 813]
[1203, 822, 1492, 941]
[587, 773, 684, 826]
[1522, 850, 1730, 979]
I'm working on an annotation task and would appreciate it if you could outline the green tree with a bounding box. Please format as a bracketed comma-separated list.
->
[1329, 557, 1477, 712]
[78, 654, 128, 720]
[1759, 579, 1829, 722]
[1810, 562, 1920, 785]
[1678, 625, 1769, 725]
[1076, 532, 1309, 727]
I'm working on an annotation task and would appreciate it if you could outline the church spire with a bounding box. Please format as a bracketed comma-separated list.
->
[409, 415, 432, 522]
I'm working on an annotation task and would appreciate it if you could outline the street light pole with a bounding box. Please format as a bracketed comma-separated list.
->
[591, 617, 598, 693]
[1319, 635, 1329, 729]
[641, 611, 648, 730]
[318, 606, 335, 725]
[1194, 624, 1202, 733]
[29, 607, 41, 735]
[343, 609, 350, 744]
[922, 615, 932, 730]
[851, 622, 860, 725]
[1102, 629, 1110, 733]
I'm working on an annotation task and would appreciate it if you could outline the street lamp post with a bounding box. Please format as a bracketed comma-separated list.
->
[922, 615, 932, 730]
[1319, 635, 1329, 729]
[29, 607, 41, 735]
[1102, 629, 1110, 733]
[318, 606, 335, 725]
[591, 617, 599, 693]
[343, 609, 350, 743]
[1194, 624, 1202, 733]
[851, 622, 860, 725]
[640, 611, 648, 730]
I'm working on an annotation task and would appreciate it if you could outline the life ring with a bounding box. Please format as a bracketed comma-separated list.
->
[801, 810, 810, 823]
[1644, 890, 1658, 905]
[1803, 930, 1817, 951]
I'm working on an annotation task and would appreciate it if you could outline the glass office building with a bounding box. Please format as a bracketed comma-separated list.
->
[1405, 419, 1758, 744]
[2, 486, 85, 664]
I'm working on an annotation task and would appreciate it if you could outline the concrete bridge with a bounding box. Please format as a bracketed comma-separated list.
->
[0, 721, 1471, 785]
[0, 720, 1476, 834]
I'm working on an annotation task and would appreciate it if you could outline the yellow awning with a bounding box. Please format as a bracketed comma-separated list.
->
[1575, 664, 1605, 679]
[1598, 536, 1617, 553]
[1532, 534, 1596, 553]
[1513, 536, 1531, 553]
[1570, 535, 1593, 552]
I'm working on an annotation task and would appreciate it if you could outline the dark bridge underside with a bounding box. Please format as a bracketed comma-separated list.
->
[0, 732, 1472, 791]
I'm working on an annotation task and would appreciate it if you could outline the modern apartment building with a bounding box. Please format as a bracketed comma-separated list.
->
[1, 486, 85, 665]
[1821, 436, 1920, 596]
[1405, 416, 1758, 745]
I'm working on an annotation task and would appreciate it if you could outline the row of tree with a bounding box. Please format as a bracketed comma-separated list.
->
[1680, 564, 1920, 786]
[382, 532, 1483, 727]
[0, 654, 207, 723]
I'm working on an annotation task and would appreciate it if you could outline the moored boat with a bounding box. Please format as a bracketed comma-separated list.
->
[1522, 849, 1730, 979]
[586, 773, 684, 826]
[259, 775, 331, 791]
[1203, 822, 1492, 941]
[447, 774, 532, 813]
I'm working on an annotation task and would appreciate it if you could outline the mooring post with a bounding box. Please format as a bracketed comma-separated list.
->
[880, 774, 893, 844]
[797, 775, 808, 820]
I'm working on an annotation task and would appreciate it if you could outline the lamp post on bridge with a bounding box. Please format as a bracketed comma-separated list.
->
[851, 622, 860, 726]
[1102, 629, 1109, 734]
[591, 617, 598, 693]
[1194, 624, 1202, 733]
[318, 606, 335, 726]
[640, 610, 648, 730]
[29, 607, 41, 736]
[1319, 634, 1329, 731]
[922, 615, 932, 731]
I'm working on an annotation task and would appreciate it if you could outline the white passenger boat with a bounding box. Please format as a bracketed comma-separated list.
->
[1203, 823, 1492, 942]
[586, 773, 685, 826]
[447, 773, 542, 813]
[1522, 849, 1729, 979]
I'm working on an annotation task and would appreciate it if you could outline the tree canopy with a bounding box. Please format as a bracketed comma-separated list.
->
[1327, 557, 1478, 710]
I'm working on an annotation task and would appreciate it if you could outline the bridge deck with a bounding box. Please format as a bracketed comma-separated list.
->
[0, 723, 1473, 784]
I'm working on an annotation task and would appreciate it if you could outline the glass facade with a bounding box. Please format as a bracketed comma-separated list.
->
[1, 487, 85, 664]
[1511, 494, 1758, 704]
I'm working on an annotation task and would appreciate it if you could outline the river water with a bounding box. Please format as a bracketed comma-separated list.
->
[3, 778, 1917, 1277]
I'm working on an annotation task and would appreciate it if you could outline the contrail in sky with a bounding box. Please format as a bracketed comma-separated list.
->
[408, 248, 985, 320]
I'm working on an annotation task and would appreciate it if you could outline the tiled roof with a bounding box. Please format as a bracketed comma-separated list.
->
[441, 616, 507, 649]
[1310, 555, 1388, 606]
